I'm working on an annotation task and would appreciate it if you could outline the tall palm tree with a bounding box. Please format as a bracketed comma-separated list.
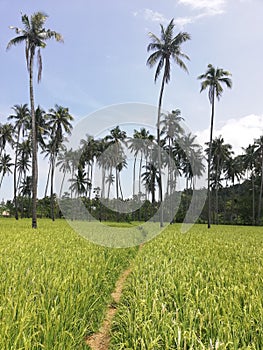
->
[19, 175, 33, 217]
[128, 128, 152, 199]
[224, 155, 244, 224]
[46, 105, 73, 220]
[35, 106, 49, 150]
[243, 144, 257, 225]
[206, 136, 233, 224]
[7, 12, 63, 228]
[161, 109, 184, 194]
[79, 135, 98, 200]
[0, 154, 13, 188]
[17, 140, 32, 191]
[69, 168, 89, 197]
[180, 132, 205, 190]
[56, 148, 73, 198]
[142, 162, 160, 204]
[105, 126, 127, 200]
[0, 123, 14, 157]
[128, 129, 143, 199]
[198, 64, 232, 228]
[106, 173, 115, 199]
[225, 155, 244, 187]
[8, 104, 30, 219]
[254, 136, 263, 225]
[147, 18, 190, 226]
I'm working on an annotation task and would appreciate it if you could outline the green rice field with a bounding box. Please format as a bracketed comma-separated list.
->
[0, 219, 263, 349]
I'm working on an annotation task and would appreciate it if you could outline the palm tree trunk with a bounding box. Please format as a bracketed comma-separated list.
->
[0, 174, 4, 188]
[13, 129, 21, 220]
[133, 156, 137, 199]
[252, 172, 255, 225]
[50, 155, 55, 221]
[59, 170, 66, 198]
[101, 166, 106, 198]
[257, 155, 263, 225]
[138, 153, 143, 196]
[119, 172, 124, 200]
[157, 72, 166, 227]
[29, 52, 38, 228]
[44, 162, 51, 198]
[207, 90, 215, 229]
[115, 167, 119, 222]
[107, 166, 113, 199]
[215, 157, 220, 225]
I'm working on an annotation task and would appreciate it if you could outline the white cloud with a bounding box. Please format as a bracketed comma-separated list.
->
[178, 0, 226, 15]
[196, 114, 263, 155]
[133, 9, 169, 24]
[174, 16, 193, 29]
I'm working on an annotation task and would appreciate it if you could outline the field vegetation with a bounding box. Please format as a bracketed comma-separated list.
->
[111, 225, 263, 349]
[0, 218, 136, 349]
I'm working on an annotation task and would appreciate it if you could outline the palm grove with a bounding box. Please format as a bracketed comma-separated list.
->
[0, 14, 262, 227]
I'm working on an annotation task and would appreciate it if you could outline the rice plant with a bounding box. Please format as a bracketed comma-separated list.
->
[111, 225, 263, 350]
[0, 218, 136, 349]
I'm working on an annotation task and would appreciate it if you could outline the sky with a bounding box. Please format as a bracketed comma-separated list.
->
[0, 0, 263, 199]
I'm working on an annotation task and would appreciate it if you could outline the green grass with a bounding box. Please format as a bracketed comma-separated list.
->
[110, 224, 263, 350]
[0, 218, 137, 349]
[1, 219, 263, 349]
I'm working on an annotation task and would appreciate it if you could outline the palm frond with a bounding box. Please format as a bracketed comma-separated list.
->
[173, 55, 189, 73]
[164, 19, 174, 43]
[146, 51, 162, 68]
[6, 35, 27, 50]
[147, 32, 161, 48]
[32, 12, 48, 31]
[172, 31, 191, 46]
[219, 77, 233, 89]
[21, 14, 30, 32]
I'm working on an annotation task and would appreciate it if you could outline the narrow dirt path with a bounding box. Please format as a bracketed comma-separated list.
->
[86, 267, 132, 349]
[86, 243, 144, 350]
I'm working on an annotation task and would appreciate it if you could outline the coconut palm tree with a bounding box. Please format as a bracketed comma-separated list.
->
[128, 128, 153, 199]
[0, 153, 13, 188]
[207, 136, 233, 224]
[254, 136, 263, 225]
[17, 140, 32, 190]
[198, 64, 232, 228]
[35, 106, 49, 150]
[0, 123, 14, 157]
[180, 133, 205, 190]
[128, 129, 143, 199]
[106, 173, 115, 199]
[7, 12, 63, 228]
[243, 144, 257, 225]
[105, 126, 127, 200]
[46, 105, 73, 220]
[142, 162, 160, 204]
[69, 168, 89, 197]
[224, 155, 244, 224]
[79, 135, 98, 199]
[161, 109, 184, 195]
[147, 18, 190, 226]
[224, 155, 244, 187]
[8, 104, 30, 219]
[56, 148, 73, 198]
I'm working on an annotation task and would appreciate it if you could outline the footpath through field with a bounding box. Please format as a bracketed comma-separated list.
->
[86, 244, 143, 350]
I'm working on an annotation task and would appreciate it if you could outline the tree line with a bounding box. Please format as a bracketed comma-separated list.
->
[0, 12, 262, 226]
[1, 107, 263, 225]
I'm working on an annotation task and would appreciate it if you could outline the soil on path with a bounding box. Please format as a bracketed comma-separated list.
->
[85, 267, 132, 350]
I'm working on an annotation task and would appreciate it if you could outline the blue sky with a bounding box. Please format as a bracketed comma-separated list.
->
[0, 0, 263, 199]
